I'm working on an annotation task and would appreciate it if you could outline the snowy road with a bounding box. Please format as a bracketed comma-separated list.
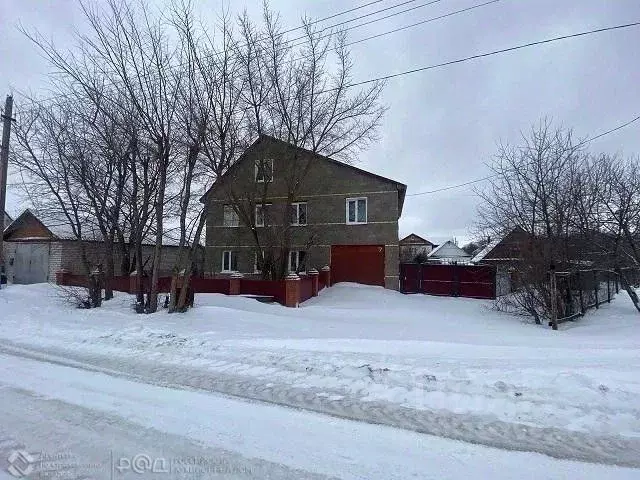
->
[1, 350, 639, 480]
[1, 339, 639, 469]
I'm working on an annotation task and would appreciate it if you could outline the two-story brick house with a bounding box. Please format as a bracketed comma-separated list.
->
[203, 135, 406, 289]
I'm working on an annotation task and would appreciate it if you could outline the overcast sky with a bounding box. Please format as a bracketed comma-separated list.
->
[2, 0, 639, 245]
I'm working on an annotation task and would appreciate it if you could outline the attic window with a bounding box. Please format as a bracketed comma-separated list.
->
[255, 159, 274, 182]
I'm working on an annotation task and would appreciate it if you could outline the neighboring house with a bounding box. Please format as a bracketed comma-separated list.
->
[471, 226, 530, 266]
[3, 209, 191, 284]
[472, 226, 531, 296]
[399, 233, 436, 262]
[203, 134, 407, 289]
[426, 240, 472, 264]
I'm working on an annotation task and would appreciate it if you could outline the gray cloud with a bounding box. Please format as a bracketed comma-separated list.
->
[2, 0, 639, 246]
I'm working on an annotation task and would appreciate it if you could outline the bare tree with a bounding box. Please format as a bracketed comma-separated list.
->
[219, 3, 386, 280]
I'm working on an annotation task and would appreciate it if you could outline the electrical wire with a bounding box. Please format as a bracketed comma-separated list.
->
[406, 114, 640, 197]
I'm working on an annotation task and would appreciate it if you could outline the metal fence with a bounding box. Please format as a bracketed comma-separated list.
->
[549, 267, 640, 328]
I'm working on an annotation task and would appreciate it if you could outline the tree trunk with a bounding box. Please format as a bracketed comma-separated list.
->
[616, 268, 640, 314]
[103, 236, 115, 301]
[147, 150, 168, 314]
[174, 206, 208, 312]
[135, 242, 144, 306]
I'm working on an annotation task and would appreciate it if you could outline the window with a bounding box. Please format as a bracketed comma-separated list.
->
[290, 202, 307, 226]
[255, 204, 271, 227]
[223, 205, 239, 227]
[289, 250, 307, 273]
[255, 158, 274, 182]
[346, 197, 367, 224]
[221, 251, 238, 272]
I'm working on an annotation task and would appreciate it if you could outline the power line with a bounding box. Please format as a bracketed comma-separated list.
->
[286, 0, 500, 69]
[406, 114, 640, 197]
[342, 0, 501, 50]
[13, 1, 451, 110]
[287, 0, 442, 45]
[16, 18, 639, 114]
[346, 21, 640, 88]
[280, 0, 388, 36]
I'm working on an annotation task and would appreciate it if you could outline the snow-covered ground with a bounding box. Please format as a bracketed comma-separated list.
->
[0, 283, 639, 477]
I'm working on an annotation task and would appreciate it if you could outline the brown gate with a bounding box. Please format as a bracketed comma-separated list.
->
[331, 245, 385, 286]
[400, 263, 496, 299]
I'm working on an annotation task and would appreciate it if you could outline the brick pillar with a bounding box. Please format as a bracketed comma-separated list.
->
[229, 272, 243, 295]
[284, 272, 300, 307]
[55, 269, 70, 286]
[308, 268, 319, 296]
[321, 265, 331, 287]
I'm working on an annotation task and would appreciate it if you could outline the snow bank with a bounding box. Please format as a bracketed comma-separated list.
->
[1, 283, 639, 451]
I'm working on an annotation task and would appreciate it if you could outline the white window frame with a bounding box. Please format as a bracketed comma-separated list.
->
[223, 204, 240, 227]
[255, 158, 274, 183]
[290, 202, 308, 226]
[255, 203, 271, 227]
[288, 250, 306, 273]
[221, 250, 237, 273]
[346, 197, 368, 225]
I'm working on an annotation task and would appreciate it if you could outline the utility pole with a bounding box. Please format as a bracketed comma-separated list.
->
[0, 94, 14, 290]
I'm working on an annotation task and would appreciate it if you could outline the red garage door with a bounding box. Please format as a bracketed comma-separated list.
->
[330, 245, 385, 286]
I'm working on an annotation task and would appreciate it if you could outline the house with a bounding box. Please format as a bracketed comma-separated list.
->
[399, 233, 437, 262]
[203, 135, 407, 289]
[426, 239, 471, 264]
[2, 209, 191, 284]
[471, 227, 530, 266]
[472, 227, 537, 296]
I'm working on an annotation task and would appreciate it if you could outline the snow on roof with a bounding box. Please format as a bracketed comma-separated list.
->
[471, 237, 501, 263]
[427, 240, 470, 258]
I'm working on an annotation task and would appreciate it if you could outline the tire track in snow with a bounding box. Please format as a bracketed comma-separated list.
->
[0, 340, 638, 468]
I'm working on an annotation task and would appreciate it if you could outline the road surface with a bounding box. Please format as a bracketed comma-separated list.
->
[0, 348, 638, 480]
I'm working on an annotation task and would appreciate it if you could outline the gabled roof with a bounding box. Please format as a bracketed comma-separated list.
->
[399, 233, 435, 246]
[471, 226, 528, 263]
[471, 237, 501, 263]
[3, 209, 57, 241]
[202, 134, 408, 216]
[427, 240, 470, 258]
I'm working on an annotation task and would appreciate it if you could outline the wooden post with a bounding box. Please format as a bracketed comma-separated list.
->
[607, 271, 611, 303]
[593, 270, 599, 309]
[577, 270, 585, 315]
[550, 266, 558, 331]
[615, 272, 619, 294]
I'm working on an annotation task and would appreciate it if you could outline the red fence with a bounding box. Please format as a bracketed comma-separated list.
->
[55, 271, 322, 307]
[400, 263, 496, 299]
[239, 279, 287, 305]
[299, 276, 315, 303]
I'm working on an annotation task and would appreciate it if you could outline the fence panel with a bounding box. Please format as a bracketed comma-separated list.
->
[399, 263, 422, 293]
[552, 268, 639, 325]
[240, 279, 287, 305]
[299, 276, 315, 303]
[400, 263, 496, 299]
[190, 277, 230, 295]
[457, 265, 496, 299]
